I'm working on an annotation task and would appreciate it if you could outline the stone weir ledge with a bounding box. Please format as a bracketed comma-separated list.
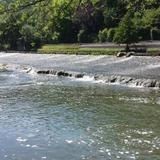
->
[36, 69, 160, 89]
[1, 63, 160, 89]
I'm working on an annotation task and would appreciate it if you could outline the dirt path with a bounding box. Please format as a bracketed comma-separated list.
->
[80, 41, 160, 48]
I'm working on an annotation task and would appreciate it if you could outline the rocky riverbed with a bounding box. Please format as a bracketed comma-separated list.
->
[1, 52, 160, 89]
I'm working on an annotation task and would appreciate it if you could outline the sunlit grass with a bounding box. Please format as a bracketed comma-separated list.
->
[38, 44, 160, 56]
[147, 48, 160, 56]
[38, 44, 120, 55]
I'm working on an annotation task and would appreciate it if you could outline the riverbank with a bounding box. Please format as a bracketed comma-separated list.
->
[38, 43, 160, 56]
[38, 44, 120, 55]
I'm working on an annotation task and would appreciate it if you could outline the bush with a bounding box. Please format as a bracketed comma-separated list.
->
[135, 28, 160, 41]
[153, 29, 160, 40]
[77, 29, 88, 43]
[77, 30, 97, 43]
[98, 28, 108, 42]
[88, 33, 98, 43]
[1, 44, 10, 50]
[107, 28, 116, 42]
[137, 27, 150, 40]
[20, 25, 41, 51]
[51, 32, 60, 43]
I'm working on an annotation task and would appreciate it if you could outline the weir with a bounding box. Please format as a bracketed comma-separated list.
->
[1, 52, 160, 87]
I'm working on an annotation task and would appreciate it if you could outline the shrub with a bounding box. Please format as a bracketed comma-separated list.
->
[88, 33, 98, 43]
[137, 27, 150, 40]
[107, 28, 116, 42]
[77, 30, 97, 43]
[77, 29, 88, 43]
[51, 32, 60, 43]
[153, 29, 160, 40]
[2, 44, 10, 50]
[98, 28, 108, 42]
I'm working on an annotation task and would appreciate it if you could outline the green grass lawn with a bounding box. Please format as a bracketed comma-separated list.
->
[38, 44, 160, 56]
[147, 48, 160, 56]
[38, 44, 121, 55]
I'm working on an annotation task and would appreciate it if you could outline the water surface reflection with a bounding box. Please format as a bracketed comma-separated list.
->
[0, 71, 160, 160]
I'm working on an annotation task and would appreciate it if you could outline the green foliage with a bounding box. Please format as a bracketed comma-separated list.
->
[98, 28, 108, 42]
[152, 29, 160, 40]
[77, 29, 97, 43]
[107, 28, 116, 42]
[0, 0, 159, 50]
[78, 30, 88, 43]
[136, 27, 151, 40]
[51, 32, 60, 43]
[142, 8, 160, 29]
[148, 48, 160, 56]
[103, 0, 126, 28]
[114, 12, 138, 46]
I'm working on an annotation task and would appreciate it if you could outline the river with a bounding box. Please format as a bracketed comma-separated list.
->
[0, 53, 160, 160]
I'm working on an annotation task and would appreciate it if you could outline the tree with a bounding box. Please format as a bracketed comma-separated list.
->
[142, 8, 160, 40]
[103, 0, 127, 28]
[114, 11, 138, 52]
[0, 0, 159, 50]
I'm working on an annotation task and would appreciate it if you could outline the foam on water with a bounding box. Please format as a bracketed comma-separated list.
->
[16, 137, 28, 142]
[73, 55, 105, 64]
[119, 97, 150, 104]
[98, 56, 133, 66]
[78, 75, 95, 82]
[0, 53, 18, 58]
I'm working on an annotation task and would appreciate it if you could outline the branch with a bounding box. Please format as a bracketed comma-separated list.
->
[0, 0, 46, 14]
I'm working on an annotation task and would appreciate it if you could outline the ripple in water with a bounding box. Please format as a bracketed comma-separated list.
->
[0, 71, 160, 160]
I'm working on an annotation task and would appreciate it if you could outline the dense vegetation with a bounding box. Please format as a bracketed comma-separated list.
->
[0, 0, 160, 51]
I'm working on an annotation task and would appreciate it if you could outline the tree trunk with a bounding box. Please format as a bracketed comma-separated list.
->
[125, 44, 129, 53]
[150, 29, 153, 41]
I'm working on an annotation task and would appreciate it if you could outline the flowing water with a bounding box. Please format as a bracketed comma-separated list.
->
[0, 69, 160, 160]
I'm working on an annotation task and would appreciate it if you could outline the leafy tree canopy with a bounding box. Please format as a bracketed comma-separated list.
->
[0, 0, 159, 50]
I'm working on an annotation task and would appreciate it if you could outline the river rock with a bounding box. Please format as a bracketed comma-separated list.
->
[49, 70, 57, 75]
[94, 75, 99, 80]
[94, 75, 107, 81]
[26, 68, 32, 73]
[126, 52, 135, 57]
[109, 76, 117, 83]
[37, 70, 50, 74]
[135, 79, 144, 86]
[142, 80, 157, 88]
[75, 73, 84, 78]
[120, 77, 133, 84]
[117, 52, 126, 57]
[57, 71, 72, 77]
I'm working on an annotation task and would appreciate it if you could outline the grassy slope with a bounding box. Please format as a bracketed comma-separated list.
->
[38, 44, 160, 55]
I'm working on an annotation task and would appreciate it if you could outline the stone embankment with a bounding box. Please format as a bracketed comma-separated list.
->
[36, 69, 160, 89]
